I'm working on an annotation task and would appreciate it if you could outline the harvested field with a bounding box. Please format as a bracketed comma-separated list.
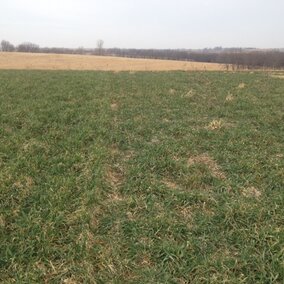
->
[0, 52, 226, 71]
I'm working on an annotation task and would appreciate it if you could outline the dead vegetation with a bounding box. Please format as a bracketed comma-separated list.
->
[110, 102, 119, 111]
[241, 186, 262, 198]
[0, 52, 226, 71]
[226, 93, 234, 102]
[206, 119, 224, 130]
[106, 167, 124, 188]
[270, 75, 284, 79]
[188, 153, 226, 180]
[237, 83, 246, 89]
[162, 179, 179, 190]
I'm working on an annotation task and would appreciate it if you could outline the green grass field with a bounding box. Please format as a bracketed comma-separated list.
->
[0, 71, 283, 283]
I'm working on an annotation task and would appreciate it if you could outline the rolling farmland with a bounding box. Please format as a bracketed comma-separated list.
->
[0, 52, 226, 71]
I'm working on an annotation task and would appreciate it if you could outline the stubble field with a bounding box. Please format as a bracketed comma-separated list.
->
[0, 52, 226, 71]
[0, 70, 283, 283]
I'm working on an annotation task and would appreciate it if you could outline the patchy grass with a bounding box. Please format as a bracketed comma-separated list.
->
[0, 71, 283, 283]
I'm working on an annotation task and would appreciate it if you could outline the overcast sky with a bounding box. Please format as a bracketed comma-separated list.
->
[1, 0, 283, 49]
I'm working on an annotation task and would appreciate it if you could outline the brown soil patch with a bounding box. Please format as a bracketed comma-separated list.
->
[0, 52, 227, 71]
[188, 153, 226, 180]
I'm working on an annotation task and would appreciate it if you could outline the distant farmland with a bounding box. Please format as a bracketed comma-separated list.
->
[0, 52, 226, 71]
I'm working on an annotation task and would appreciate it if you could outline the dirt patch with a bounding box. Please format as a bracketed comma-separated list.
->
[242, 186, 261, 198]
[188, 153, 226, 180]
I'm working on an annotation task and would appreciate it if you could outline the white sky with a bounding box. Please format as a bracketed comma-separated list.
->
[0, 0, 283, 49]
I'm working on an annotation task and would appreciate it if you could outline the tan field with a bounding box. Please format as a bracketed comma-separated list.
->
[0, 52, 226, 71]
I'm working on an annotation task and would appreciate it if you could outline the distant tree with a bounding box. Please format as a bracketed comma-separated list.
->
[17, 42, 40, 53]
[96, 39, 104, 55]
[76, 46, 85, 55]
[1, 40, 15, 52]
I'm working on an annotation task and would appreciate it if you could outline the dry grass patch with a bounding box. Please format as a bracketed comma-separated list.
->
[0, 215, 5, 228]
[0, 52, 227, 71]
[162, 179, 179, 190]
[107, 192, 125, 203]
[137, 253, 153, 267]
[22, 139, 48, 152]
[241, 186, 262, 198]
[226, 93, 234, 102]
[169, 88, 176, 94]
[182, 89, 195, 98]
[106, 167, 124, 188]
[62, 277, 78, 284]
[151, 137, 160, 144]
[206, 119, 224, 130]
[123, 150, 135, 161]
[237, 82, 246, 89]
[176, 205, 193, 222]
[188, 153, 226, 180]
[270, 75, 284, 79]
[111, 102, 119, 111]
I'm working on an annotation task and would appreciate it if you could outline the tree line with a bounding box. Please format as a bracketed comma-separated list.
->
[1, 39, 284, 69]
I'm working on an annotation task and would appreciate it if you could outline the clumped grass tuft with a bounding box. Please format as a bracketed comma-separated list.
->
[207, 119, 224, 130]
[0, 71, 283, 283]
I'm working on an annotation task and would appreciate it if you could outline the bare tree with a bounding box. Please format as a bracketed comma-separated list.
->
[17, 42, 40, 53]
[1, 40, 15, 52]
[96, 39, 104, 55]
[76, 46, 85, 55]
